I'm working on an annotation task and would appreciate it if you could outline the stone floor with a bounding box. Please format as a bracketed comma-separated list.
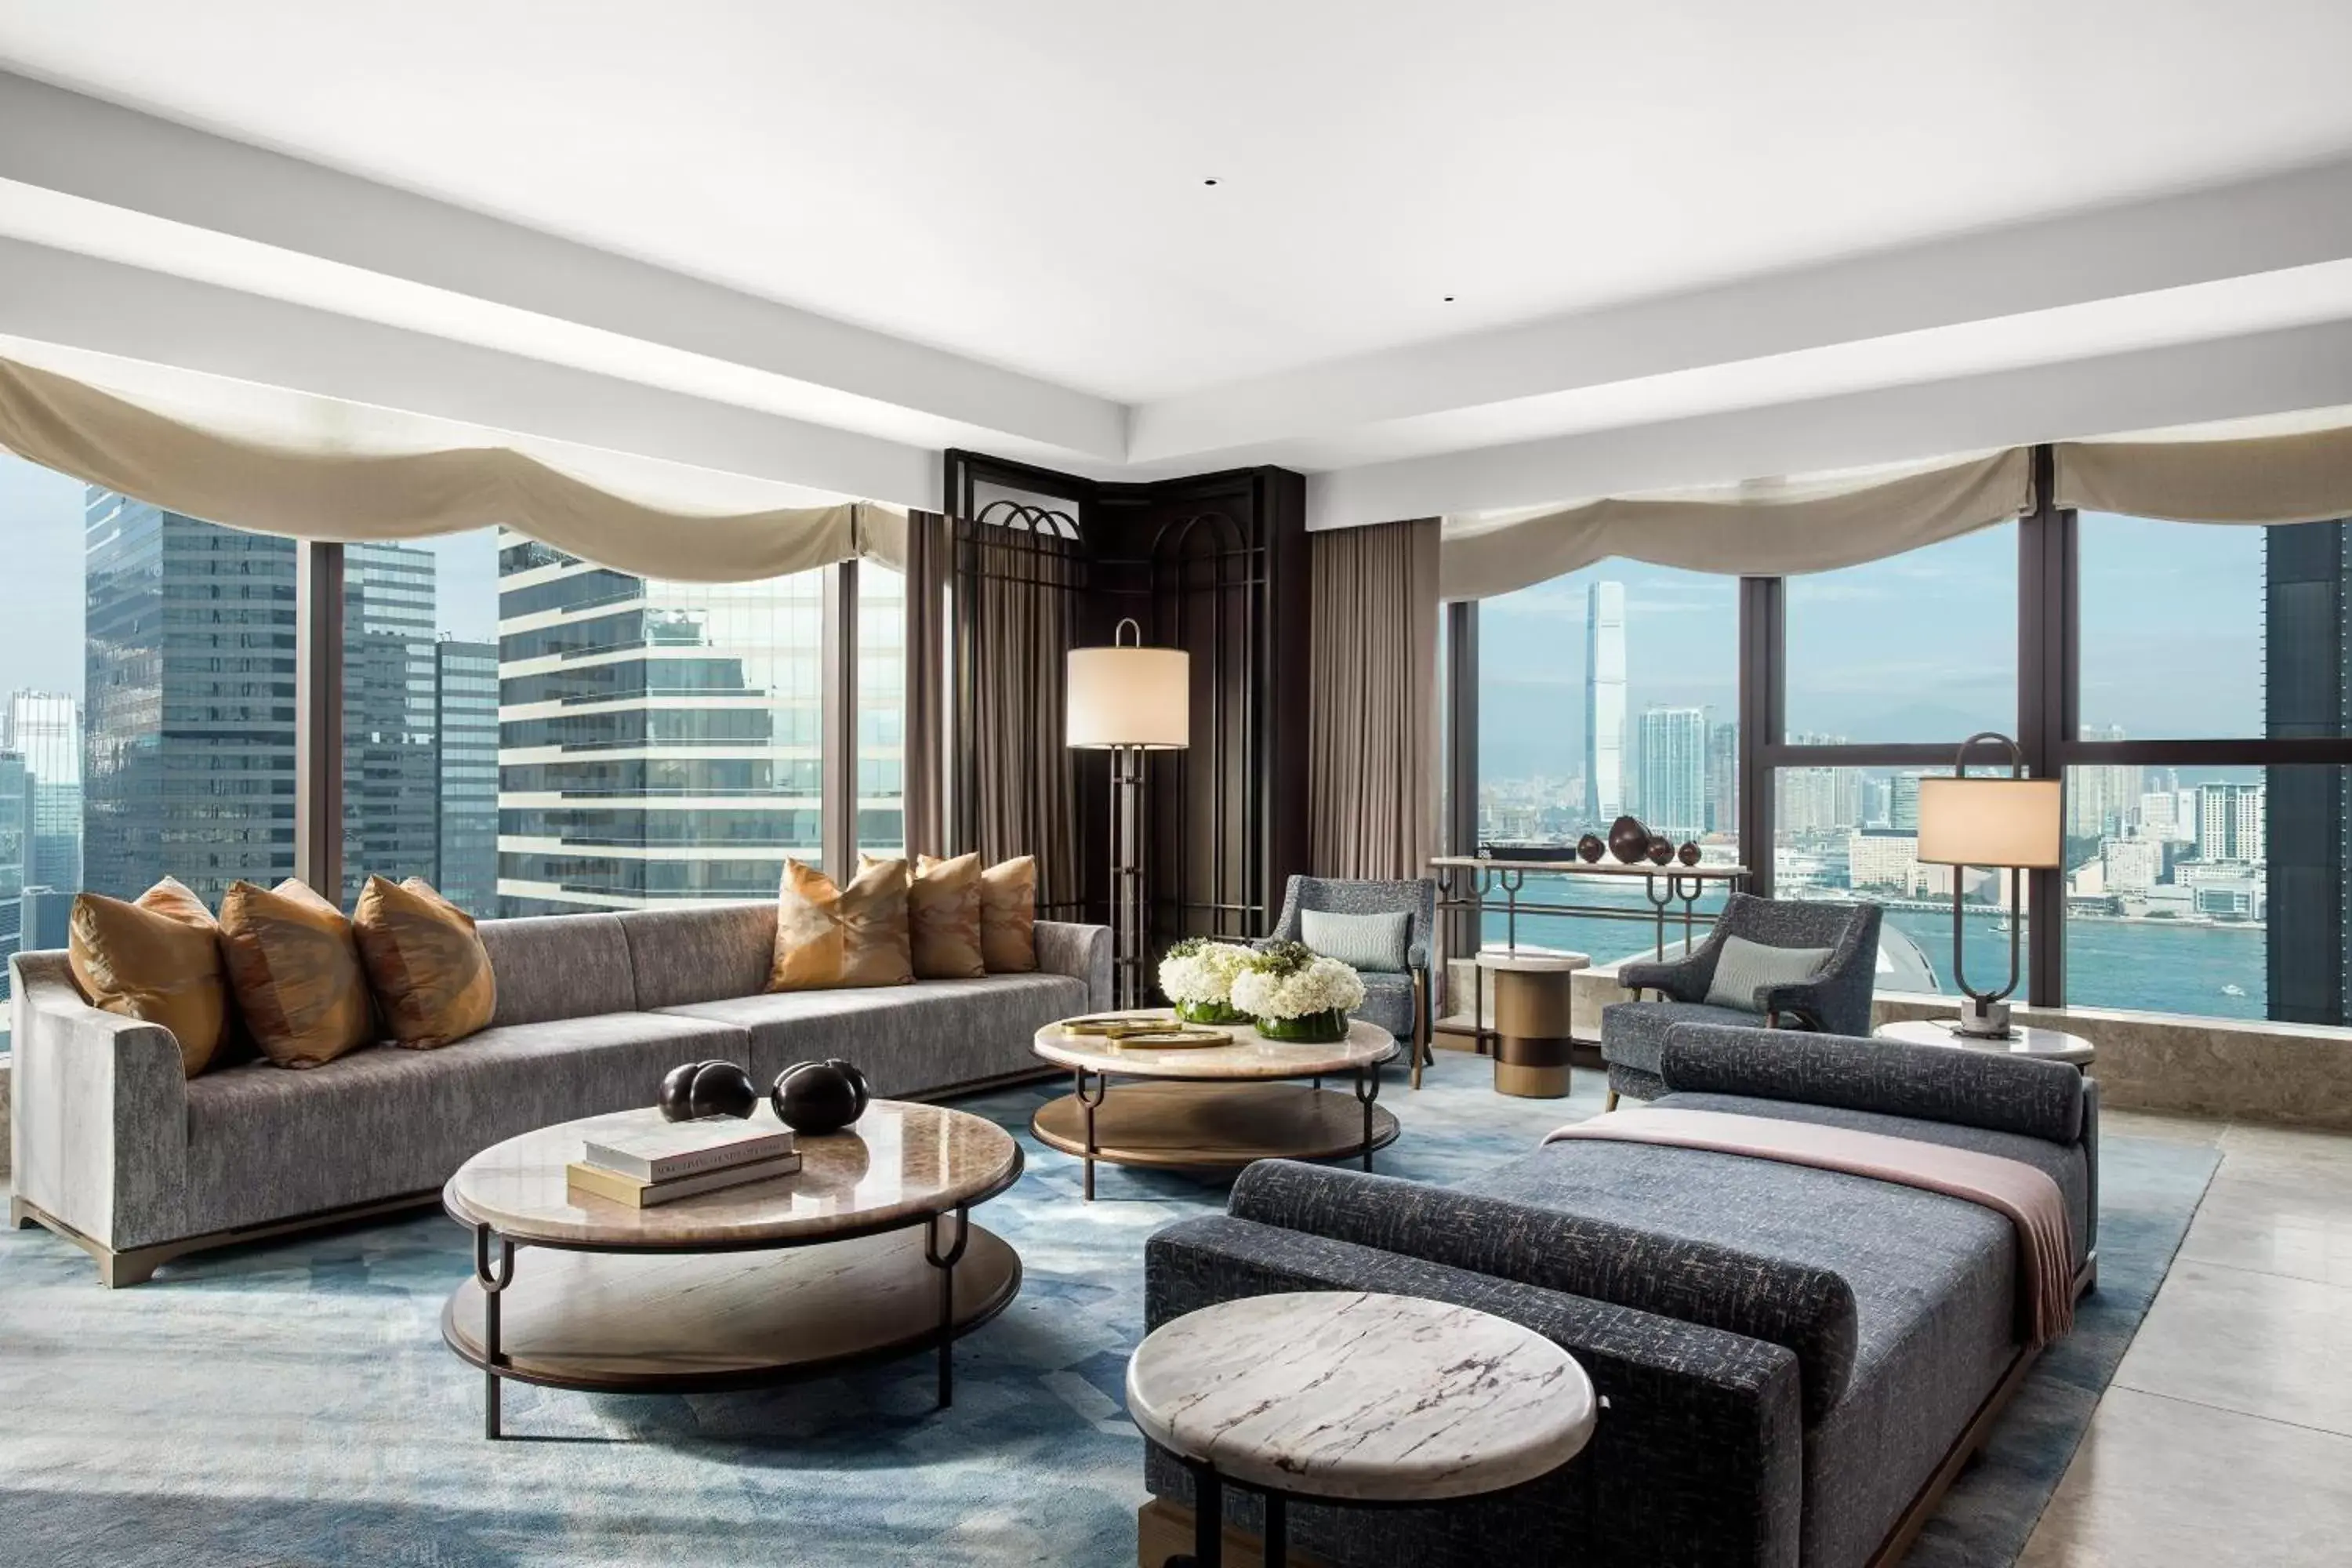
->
[2018, 1109, 2352, 1565]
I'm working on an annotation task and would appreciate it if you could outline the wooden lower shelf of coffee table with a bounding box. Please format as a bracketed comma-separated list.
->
[1030, 1080, 1399, 1171]
[441, 1224, 1019, 1393]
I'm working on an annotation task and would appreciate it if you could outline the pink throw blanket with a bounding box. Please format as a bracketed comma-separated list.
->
[1544, 1108, 2077, 1345]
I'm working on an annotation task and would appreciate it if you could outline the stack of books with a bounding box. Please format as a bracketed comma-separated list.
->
[566, 1117, 800, 1208]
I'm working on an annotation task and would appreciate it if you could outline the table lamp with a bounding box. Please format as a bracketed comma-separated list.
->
[1915, 733, 2063, 1039]
[1067, 619, 1189, 1007]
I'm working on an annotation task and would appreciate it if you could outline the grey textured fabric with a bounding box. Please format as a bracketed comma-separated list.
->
[1230, 1159, 1857, 1421]
[181, 1011, 750, 1237]
[1617, 895, 1882, 1036]
[1703, 936, 1833, 1011]
[1146, 1214, 1804, 1568]
[9, 953, 191, 1251]
[1602, 1000, 1765, 1077]
[1299, 908, 1410, 972]
[1659, 1024, 2086, 1145]
[476, 914, 637, 1025]
[1352, 970, 1417, 1045]
[657, 974, 1087, 1094]
[1033, 920, 1112, 1012]
[617, 902, 775, 1010]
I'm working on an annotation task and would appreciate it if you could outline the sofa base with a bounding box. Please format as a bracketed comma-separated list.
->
[11, 1191, 443, 1288]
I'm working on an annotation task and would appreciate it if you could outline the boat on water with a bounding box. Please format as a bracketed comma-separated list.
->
[2222, 983, 2248, 998]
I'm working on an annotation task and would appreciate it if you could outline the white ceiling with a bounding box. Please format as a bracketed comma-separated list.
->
[2, 1, 2351, 521]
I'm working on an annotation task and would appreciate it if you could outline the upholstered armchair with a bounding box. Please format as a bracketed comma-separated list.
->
[1262, 875, 1436, 1089]
[1601, 893, 1882, 1108]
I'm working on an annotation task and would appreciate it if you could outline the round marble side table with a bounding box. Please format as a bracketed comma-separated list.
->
[1475, 947, 1589, 1098]
[1875, 1017, 2097, 1067]
[1127, 1290, 1597, 1568]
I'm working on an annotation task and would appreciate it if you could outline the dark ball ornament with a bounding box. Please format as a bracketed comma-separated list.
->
[1607, 815, 1651, 864]
[659, 1058, 760, 1121]
[1646, 833, 1674, 866]
[1576, 833, 1605, 863]
[771, 1058, 872, 1135]
[1677, 840, 1702, 866]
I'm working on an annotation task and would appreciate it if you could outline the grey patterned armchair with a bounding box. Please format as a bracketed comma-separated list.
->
[1263, 875, 1436, 1089]
[1602, 893, 1882, 1109]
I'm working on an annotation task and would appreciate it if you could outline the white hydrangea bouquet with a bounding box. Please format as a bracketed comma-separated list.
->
[1230, 940, 1365, 1043]
[1157, 938, 1259, 1025]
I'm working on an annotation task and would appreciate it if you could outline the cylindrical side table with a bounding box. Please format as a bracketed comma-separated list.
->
[1475, 948, 1588, 1098]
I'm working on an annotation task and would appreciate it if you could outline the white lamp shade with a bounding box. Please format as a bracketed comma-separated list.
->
[1916, 776, 2063, 868]
[1066, 644, 1189, 749]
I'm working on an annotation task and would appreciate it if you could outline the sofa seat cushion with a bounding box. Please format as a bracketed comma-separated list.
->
[1601, 1000, 1762, 1076]
[656, 972, 1088, 1095]
[1461, 1091, 2089, 1568]
[183, 1011, 750, 1237]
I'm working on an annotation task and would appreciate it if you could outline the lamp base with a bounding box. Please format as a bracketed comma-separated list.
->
[1954, 996, 2015, 1040]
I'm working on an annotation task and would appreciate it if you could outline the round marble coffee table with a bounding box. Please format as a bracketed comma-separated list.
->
[441, 1100, 1022, 1438]
[1876, 1017, 2096, 1066]
[1031, 1014, 1399, 1200]
[1127, 1291, 1596, 1567]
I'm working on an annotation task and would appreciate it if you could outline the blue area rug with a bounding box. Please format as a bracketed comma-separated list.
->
[0, 1051, 2216, 1567]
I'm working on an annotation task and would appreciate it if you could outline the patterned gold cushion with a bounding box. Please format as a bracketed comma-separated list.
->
[978, 855, 1038, 973]
[904, 852, 985, 979]
[769, 857, 913, 992]
[218, 878, 377, 1069]
[67, 877, 231, 1077]
[351, 875, 497, 1049]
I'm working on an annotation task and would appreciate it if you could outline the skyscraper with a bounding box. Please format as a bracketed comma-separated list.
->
[1704, 719, 1739, 837]
[2196, 781, 2265, 863]
[1639, 706, 1708, 838]
[2263, 518, 2350, 1023]
[435, 637, 499, 916]
[84, 492, 298, 904]
[495, 531, 824, 913]
[2068, 724, 2142, 842]
[1582, 580, 1626, 822]
[340, 543, 441, 906]
[5, 691, 82, 890]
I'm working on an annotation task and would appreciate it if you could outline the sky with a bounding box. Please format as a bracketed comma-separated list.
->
[0, 452, 500, 699]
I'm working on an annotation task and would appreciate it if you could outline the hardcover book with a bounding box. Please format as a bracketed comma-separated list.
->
[565, 1152, 803, 1209]
[577, 1115, 794, 1182]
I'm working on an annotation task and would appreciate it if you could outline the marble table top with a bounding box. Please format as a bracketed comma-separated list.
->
[1877, 1018, 2098, 1065]
[1033, 1012, 1397, 1080]
[1475, 946, 1590, 973]
[1125, 1290, 1595, 1501]
[443, 1101, 1020, 1249]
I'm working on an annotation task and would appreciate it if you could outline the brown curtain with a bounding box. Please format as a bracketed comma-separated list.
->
[951, 517, 1084, 916]
[901, 510, 952, 858]
[1309, 518, 1441, 879]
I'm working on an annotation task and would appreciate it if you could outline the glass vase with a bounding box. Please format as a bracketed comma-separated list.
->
[1174, 998, 1247, 1025]
[1253, 1007, 1350, 1044]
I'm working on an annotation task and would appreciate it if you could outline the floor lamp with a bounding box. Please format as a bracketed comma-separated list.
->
[1916, 732, 2063, 1039]
[1067, 619, 1189, 1010]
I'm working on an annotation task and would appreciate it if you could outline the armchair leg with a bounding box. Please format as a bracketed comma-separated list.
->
[1410, 969, 1429, 1091]
[1605, 1089, 1619, 1113]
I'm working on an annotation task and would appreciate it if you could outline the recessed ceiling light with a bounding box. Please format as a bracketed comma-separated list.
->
[1443, 295, 1456, 303]
[1203, 178, 1219, 187]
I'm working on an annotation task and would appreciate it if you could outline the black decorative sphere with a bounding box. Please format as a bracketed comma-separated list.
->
[659, 1059, 721, 1122]
[1677, 840, 1702, 866]
[660, 1058, 759, 1120]
[771, 1058, 872, 1135]
[1607, 815, 1650, 864]
[1576, 833, 1605, 863]
[1646, 833, 1674, 866]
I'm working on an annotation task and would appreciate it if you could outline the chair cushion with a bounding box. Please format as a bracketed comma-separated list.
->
[1702, 935, 1831, 1011]
[351, 876, 495, 1050]
[1301, 909, 1410, 973]
[770, 857, 913, 991]
[658, 972, 1090, 1094]
[1602, 999, 1765, 1076]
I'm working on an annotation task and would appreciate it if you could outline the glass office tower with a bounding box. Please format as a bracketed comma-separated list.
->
[5, 691, 83, 890]
[434, 637, 499, 916]
[340, 542, 441, 906]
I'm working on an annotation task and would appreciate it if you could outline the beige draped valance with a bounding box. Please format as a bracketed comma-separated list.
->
[2055, 417, 2352, 524]
[0, 347, 904, 579]
[1440, 449, 2032, 602]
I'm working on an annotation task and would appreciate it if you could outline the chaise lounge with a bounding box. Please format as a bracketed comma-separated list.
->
[1142, 1022, 2098, 1568]
[9, 903, 1110, 1286]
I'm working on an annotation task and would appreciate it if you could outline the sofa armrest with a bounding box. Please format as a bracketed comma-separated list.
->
[1658, 1023, 2086, 1145]
[9, 955, 190, 1253]
[1032, 920, 1112, 1012]
[1228, 1159, 1857, 1423]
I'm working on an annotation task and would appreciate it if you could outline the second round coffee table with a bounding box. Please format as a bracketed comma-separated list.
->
[1031, 1014, 1399, 1200]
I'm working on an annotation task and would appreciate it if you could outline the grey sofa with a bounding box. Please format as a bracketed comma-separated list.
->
[1143, 1023, 2096, 1568]
[10, 902, 1110, 1286]
[1604, 894, 1882, 1106]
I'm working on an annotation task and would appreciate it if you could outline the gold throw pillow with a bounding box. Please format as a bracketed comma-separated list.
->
[903, 852, 985, 979]
[218, 878, 376, 1069]
[352, 875, 497, 1049]
[769, 857, 913, 992]
[68, 877, 231, 1077]
[978, 855, 1038, 973]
